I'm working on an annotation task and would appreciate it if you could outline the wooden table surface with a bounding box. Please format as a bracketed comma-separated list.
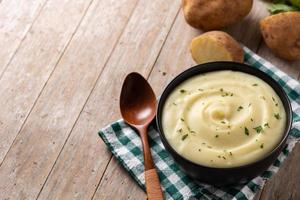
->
[0, 0, 299, 199]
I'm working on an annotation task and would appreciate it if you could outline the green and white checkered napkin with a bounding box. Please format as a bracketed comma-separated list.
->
[98, 47, 300, 200]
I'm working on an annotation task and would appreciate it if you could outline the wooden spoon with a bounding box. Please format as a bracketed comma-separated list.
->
[120, 72, 164, 200]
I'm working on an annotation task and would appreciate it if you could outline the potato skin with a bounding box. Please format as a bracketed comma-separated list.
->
[191, 31, 244, 63]
[260, 12, 300, 61]
[182, 0, 253, 31]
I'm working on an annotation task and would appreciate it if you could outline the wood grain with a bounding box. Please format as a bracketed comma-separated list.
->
[0, 0, 93, 165]
[0, 0, 299, 199]
[37, 0, 180, 199]
[93, 157, 145, 200]
[36, 0, 140, 198]
[0, 0, 96, 198]
[0, 0, 47, 76]
[145, 168, 164, 200]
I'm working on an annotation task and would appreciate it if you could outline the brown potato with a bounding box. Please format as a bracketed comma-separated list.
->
[190, 31, 244, 64]
[260, 12, 300, 61]
[182, 0, 253, 31]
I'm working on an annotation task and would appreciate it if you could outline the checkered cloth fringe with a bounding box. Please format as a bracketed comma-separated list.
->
[98, 47, 300, 200]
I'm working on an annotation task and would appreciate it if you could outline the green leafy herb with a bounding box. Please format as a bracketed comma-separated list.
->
[215, 135, 219, 138]
[251, 118, 254, 122]
[230, 93, 234, 96]
[220, 88, 224, 92]
[253, 126, 263, 133]
[172, 102, 177, 106]
[248, 103, 252, 107]
[222, 156, 226, 160]
[275, 103, 279, 107]
[190, 130, 196, 134]
[268, 3, 298, 14]
[221, 121, 226, 124]
[198, 149, 201, 152]
[274, 113, 281, 120]
[177, 128, 182, 133]
[245, 127, 250, 136]
[229, 152, 233, 156]
[237, 106, 243, 111]
[180, 89, 186, 93]
[260, 143, 264, 149]
[198, 88, 204, 91]
[180, 118, 185, 122]
[252, 83, 258, 86]
[264, 123, 270, 128]
[181, 134, 188, 141]
[272, 97, 275, 102]
[162, 72, 167, 76]
[207, 146, 212, 149]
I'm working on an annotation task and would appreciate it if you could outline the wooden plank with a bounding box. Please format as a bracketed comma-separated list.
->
[0, 0, 96, 198]
[225, 0, 269, 51]
[37, 0, 182, 199]
[0, 0, 93, 165]
[35, 0, 140, 199]
[93, 157, 145, 200]
[259, 144, 300, 200]
[0, 0, 48, 75]
[96, 1, 269, 199]
[0, 0, 181, 199]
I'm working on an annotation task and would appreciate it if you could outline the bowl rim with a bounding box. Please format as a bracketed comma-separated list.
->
[156, 61, 293, 170]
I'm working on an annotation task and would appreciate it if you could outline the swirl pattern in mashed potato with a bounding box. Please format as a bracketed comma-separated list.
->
[162, 70, 286, 167]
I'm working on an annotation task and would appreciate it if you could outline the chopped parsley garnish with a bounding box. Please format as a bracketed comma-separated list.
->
[264, 123, 270, 128]
[248, 103, 252, 107]
[198, 149, 201, 152]
[222, 156, 226, 160]
[215, 135, 219, 138]
[198, 88, 203, 91]
[274, 113, 281, 120]
[253, 126, 263, 133]
[218, 155, 221, 158]
[221, 121, 226, 124]
[207, 146, 212, 149]
[230, 93, 234, 96]
[251, 118, 254, 122]
[181, 134, 188, 141]
[229, 152, 233, 156]
[220, 88, 224, 92]
[275, 103, 278, 107]
[177, 128, 182, 133]
[190, 130, 196, 134]
[237, 106, 243, 111]
[180, 89, 186, 93]
[172, 102, 177, 106]
[272, 97, 275, 102]
[180, 118, 185, 122]
[162, 72, 167, 76]
[202, 142, 206, 145]
[261, 96, 266, 100]
[252, 83, 258, 86]
[244, 127, 249, 136]
[260, 143, 264, 149]
[222, 93, 229, 97]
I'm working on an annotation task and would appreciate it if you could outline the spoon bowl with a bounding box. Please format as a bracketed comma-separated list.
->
[120, 72, 156, 126]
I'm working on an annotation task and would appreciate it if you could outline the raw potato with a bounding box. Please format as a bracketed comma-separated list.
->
[260, 12, 300, 61]
[182, 0, 253, 31]
[190, 31, 244, 64]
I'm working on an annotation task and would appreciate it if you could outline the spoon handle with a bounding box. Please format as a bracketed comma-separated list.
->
[145, 168, 164, 200]
[139, 128, 164, 200]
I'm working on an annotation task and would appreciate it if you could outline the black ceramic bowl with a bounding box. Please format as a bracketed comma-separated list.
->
[156, 62, 292, 186]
